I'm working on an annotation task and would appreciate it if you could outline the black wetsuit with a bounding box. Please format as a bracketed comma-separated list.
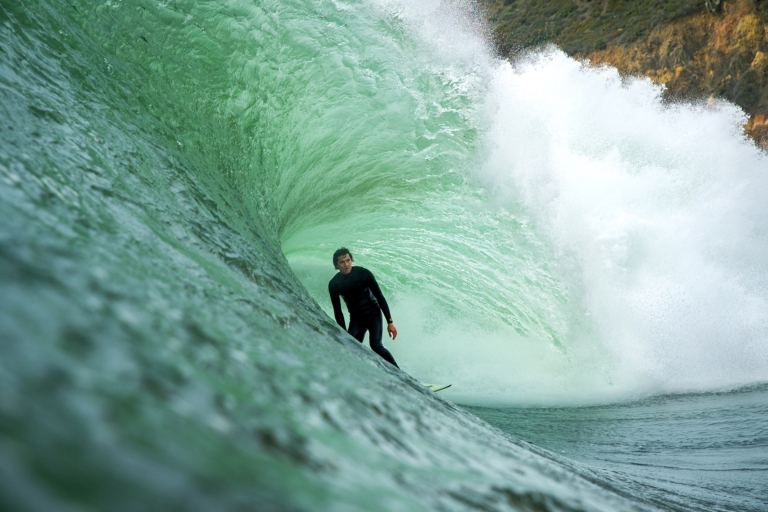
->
[328, 266, 399, 367]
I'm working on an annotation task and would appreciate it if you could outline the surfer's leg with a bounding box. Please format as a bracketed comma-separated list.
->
[347, 317, 366, 343]
[367, 314, 399, 368]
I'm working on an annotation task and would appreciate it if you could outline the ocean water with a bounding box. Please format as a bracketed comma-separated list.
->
[466, 384, 768, 511]
[1, 0, 767, 510]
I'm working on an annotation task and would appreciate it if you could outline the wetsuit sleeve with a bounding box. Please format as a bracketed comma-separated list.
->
[329, 282, 346, 330]
[366, 270, 393, 323]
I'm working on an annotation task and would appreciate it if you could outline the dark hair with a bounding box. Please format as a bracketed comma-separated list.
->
[332, 247, 353, 268]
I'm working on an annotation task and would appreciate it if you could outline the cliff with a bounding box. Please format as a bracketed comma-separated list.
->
[480, 0, 768, 148]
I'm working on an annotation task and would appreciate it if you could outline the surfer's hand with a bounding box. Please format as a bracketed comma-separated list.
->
[387, 323, 397, 340]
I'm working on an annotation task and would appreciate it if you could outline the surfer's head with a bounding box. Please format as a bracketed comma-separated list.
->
[333, 247, 354, 274]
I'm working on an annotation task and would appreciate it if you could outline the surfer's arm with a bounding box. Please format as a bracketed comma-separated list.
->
[328, 284, 346, 330]
[366, 271, 393, 323]
[366, 272, 398, 340]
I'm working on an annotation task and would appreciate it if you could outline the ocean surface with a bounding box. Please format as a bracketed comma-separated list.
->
[466, 384, 768, 511]
[1, 0, 767, 510]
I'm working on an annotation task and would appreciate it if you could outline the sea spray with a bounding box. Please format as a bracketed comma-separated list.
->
[475, 50, 768, 399]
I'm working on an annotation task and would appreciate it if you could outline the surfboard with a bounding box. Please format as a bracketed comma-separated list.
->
[422, 383, 451, 392]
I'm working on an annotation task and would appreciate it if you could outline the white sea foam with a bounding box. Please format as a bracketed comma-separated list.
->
[470, 50, 768, 401]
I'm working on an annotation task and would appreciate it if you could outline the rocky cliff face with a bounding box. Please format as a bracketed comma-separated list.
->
[481, 0, 768, 148]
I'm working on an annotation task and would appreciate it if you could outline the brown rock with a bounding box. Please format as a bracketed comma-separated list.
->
[481, 0, 768, 148]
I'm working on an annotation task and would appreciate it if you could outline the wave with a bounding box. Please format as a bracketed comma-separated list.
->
[277, 2, 768, 404]
[1, 0, 767, 509]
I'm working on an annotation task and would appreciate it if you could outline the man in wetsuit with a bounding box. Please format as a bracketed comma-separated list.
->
[328, 247, 399, 367]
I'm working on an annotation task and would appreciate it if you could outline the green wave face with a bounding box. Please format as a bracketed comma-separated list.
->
[3, 1, 627, 510]
[5, 0, 768, 408]
[3, 0, 768, 509]
[270, 3, 590, 402]
[32, 0, 585, 401]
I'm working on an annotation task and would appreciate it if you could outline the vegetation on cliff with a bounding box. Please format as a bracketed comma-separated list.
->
[480, 0, 768, 147]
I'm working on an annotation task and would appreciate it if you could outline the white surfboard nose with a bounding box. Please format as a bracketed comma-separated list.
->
[422, 383, 452, 392]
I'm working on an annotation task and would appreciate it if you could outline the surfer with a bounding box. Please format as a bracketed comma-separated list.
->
[328, 247, 399, 367]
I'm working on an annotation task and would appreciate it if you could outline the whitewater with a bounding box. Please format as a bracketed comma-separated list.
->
[1, 0, 766, 510]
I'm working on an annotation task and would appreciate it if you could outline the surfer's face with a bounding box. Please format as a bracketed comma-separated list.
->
[336, 254, 353, 274]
